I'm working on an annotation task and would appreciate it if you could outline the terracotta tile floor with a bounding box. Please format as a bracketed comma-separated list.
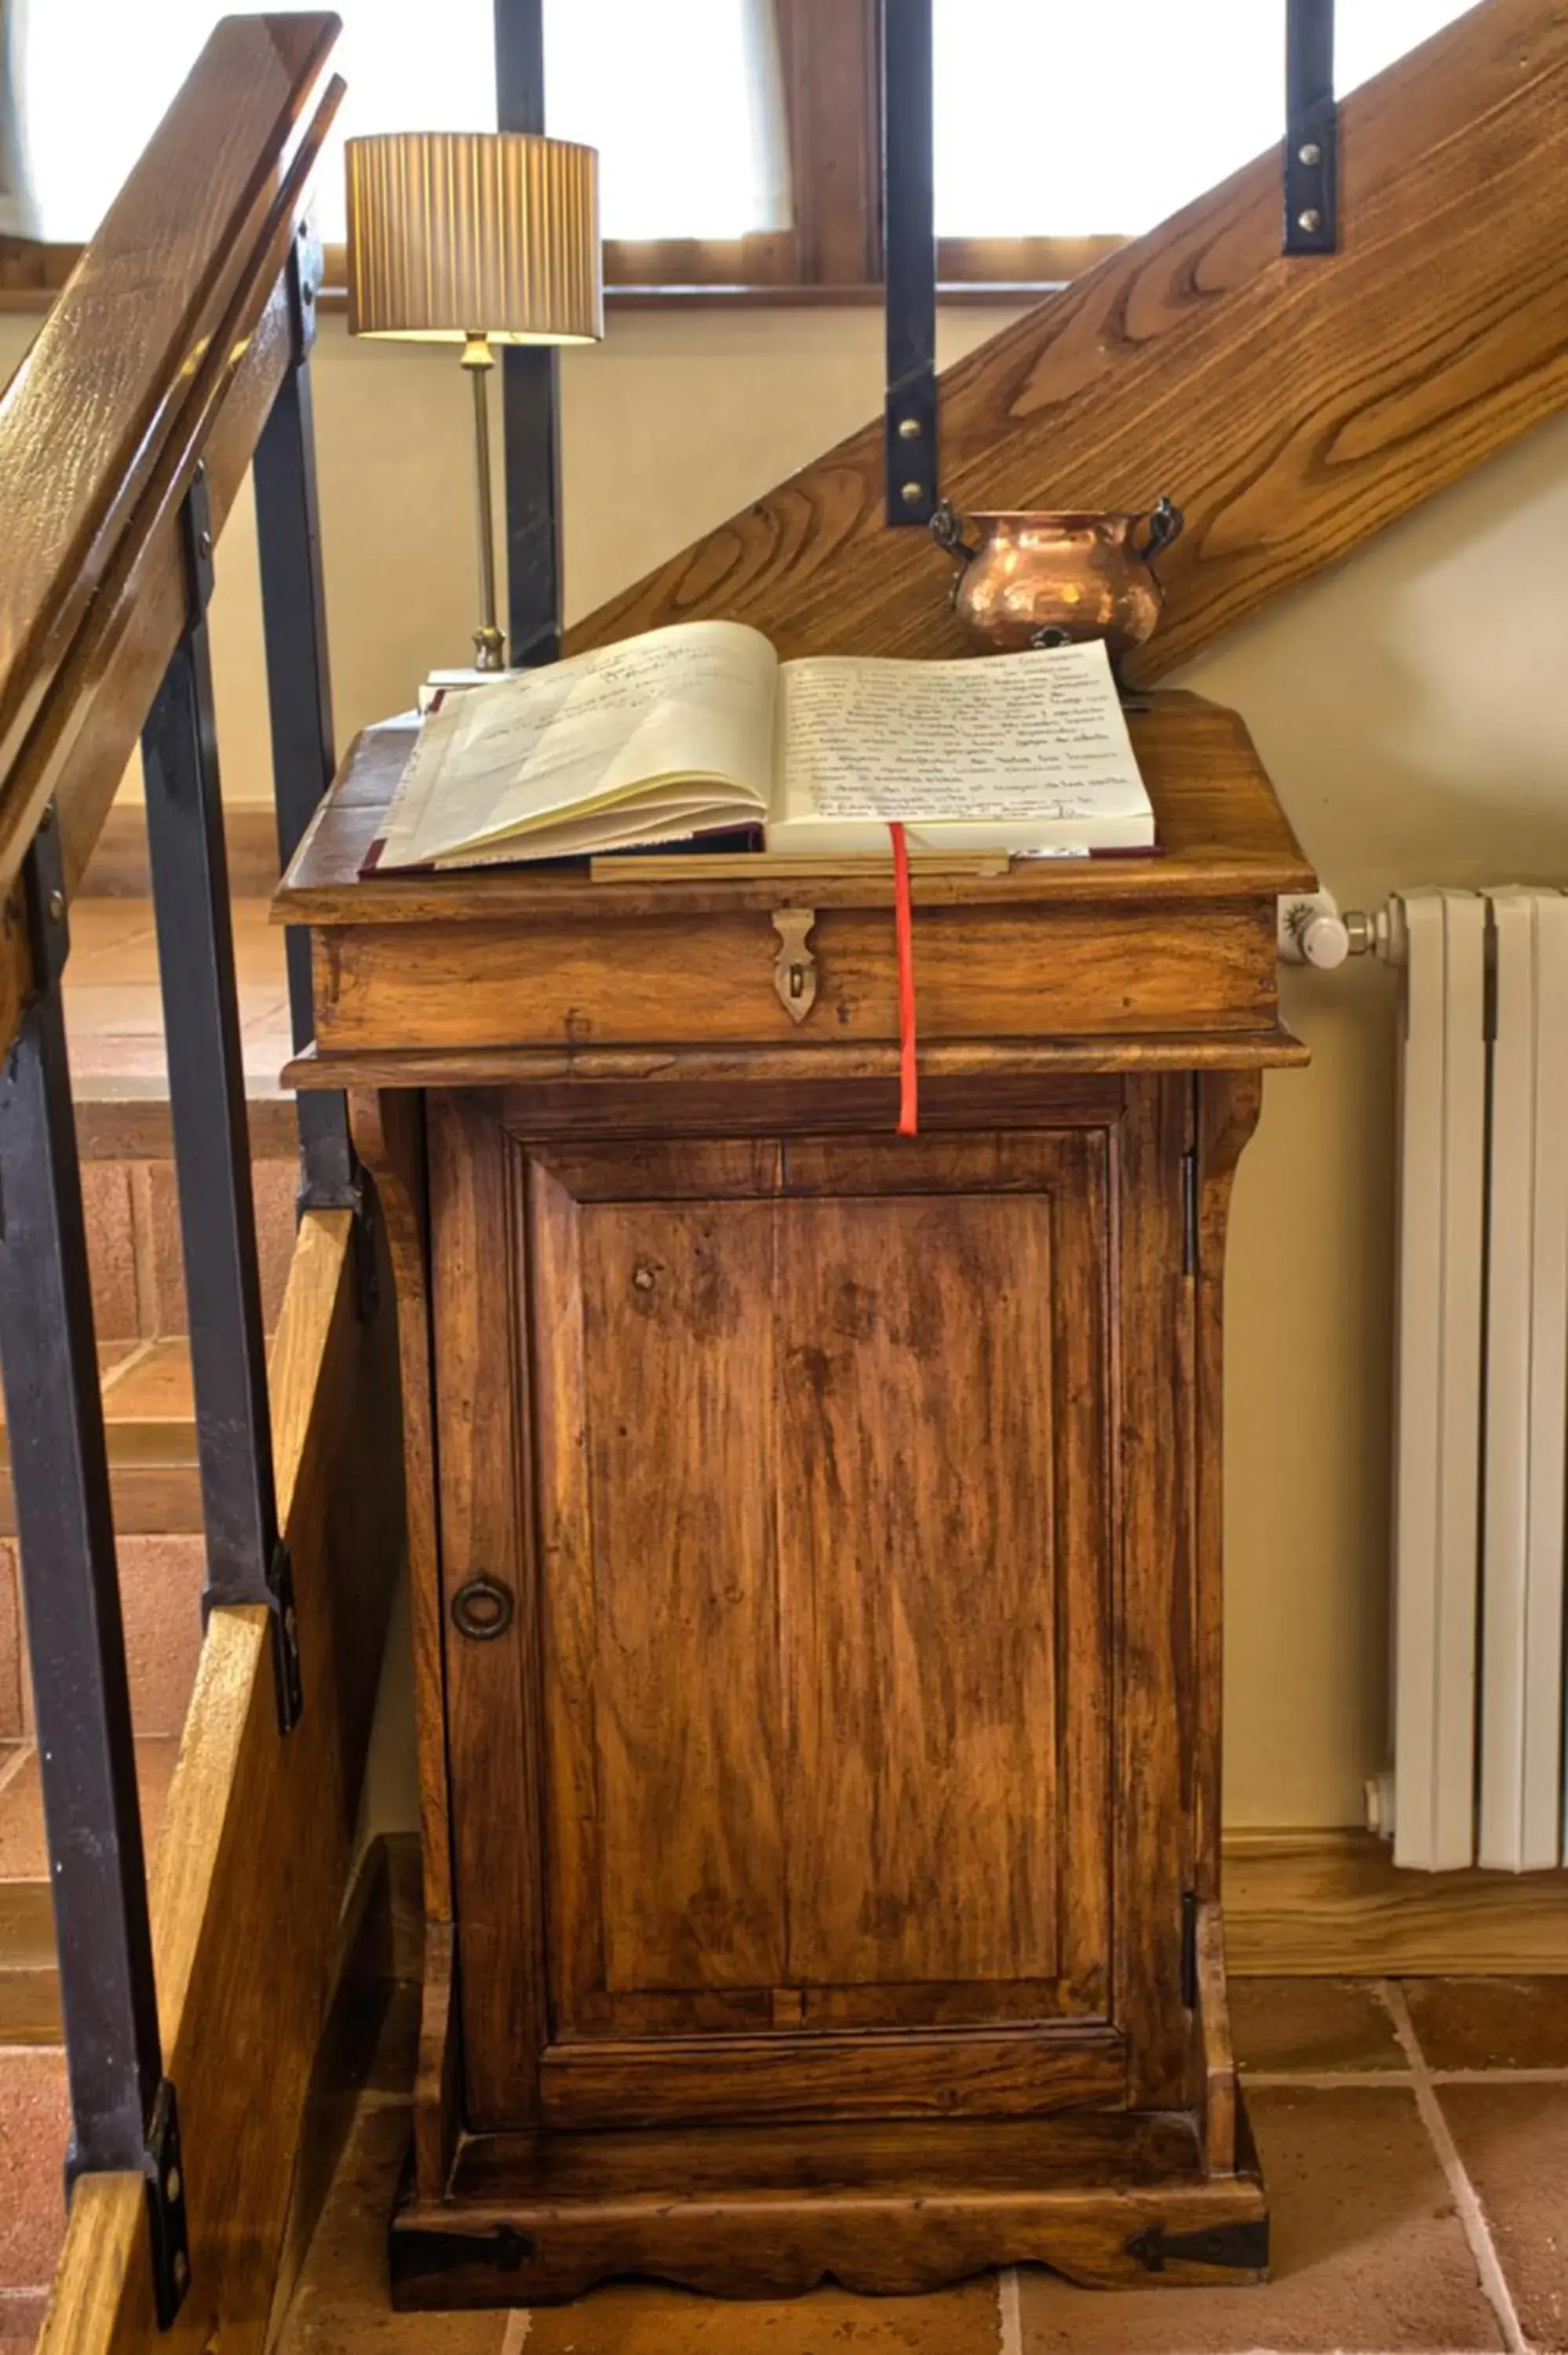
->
[268, 1975, 1568, 2355]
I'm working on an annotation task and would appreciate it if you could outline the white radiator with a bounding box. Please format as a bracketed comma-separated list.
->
[1390, 889, 1568, 1871]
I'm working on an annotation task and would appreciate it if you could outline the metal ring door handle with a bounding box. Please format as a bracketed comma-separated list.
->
[450, 1575, 514, 1641]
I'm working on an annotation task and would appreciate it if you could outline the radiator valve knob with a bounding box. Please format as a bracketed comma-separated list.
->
[1278, 891, 1350, 968]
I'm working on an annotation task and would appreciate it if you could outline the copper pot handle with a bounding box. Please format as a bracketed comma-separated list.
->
[1134, 495, 1184, 566]
[930, 501, 983, 568]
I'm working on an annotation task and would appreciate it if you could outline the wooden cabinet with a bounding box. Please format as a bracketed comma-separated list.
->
[278, 691, 1315, 2307]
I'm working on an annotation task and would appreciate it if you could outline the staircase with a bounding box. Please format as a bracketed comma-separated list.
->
[0, 860, 294, 2353]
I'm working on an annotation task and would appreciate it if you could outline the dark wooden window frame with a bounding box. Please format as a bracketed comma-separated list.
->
[0, 0, 1122, 318]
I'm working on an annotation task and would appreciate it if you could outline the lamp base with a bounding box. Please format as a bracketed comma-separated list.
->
[472, 624, 505, 672]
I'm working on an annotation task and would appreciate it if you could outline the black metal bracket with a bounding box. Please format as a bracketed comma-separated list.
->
[238, 1535, 303, 1734]
[881, 0, 937, 524]
[63, 2074, 190, 2327]
[285, 214, 322, 363]
[139, 2079, 191, 2329]
[1285, 0, 1337, 253]
[179, 465, 216, 627]
[20, 797, 69, 1000]
[1128, 2217, 1270, 2275]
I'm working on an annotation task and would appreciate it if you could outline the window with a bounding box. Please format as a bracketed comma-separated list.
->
[933, 1, 1485, 243]
[2, 0, 1494, 301]
[545, 2, 789, 242]
[10, 0, 787, 254]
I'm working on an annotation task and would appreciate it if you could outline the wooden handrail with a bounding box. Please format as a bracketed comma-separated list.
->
[0, 14, 341, 928]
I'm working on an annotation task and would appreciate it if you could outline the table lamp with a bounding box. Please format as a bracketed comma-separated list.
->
[345, 130, 602, 670]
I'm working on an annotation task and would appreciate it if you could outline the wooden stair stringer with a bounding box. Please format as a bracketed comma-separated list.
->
[567, 0, 1568, 681]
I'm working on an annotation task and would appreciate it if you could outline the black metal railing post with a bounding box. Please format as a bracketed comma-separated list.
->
[253, 221, 362, 1222]
[881, 0, 937, 525]
[1285, 0, 1338, 251]
[494, 0, 563, 664]
[140, 466, 302, 1735]
[0, 812, 190, 2326]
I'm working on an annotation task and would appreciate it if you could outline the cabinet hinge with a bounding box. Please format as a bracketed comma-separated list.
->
[1181, 1145, 1199, 1276]
[1127, 2217, 1269, 2274]
[1180, 1889, 1198, 2009]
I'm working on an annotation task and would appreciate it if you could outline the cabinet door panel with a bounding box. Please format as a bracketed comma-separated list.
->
[460, 1123, 1121, 2122]
[581, 1198, 786, 1995]
[779, 1189, 1063, 1986]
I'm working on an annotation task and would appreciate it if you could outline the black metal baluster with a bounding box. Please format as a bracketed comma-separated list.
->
[882, 0, 937, 525]
[1285, 0, 1337, 252]
[494, 0, 563, 665]
[253, 224, 360, 1219]
[140, 468, 301, 1734]
[0, 815, 189, 2325]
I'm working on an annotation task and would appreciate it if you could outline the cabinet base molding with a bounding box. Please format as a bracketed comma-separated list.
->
[1223, 1831, 1568, 1975]
[388, 2107, 1269, 2306]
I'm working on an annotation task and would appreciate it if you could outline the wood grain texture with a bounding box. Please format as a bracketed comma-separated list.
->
[426, 1090, 548, 2132]
[278, 697, 1315, 925]
[1194, 1073, 1263, 1908]
[1114, 1077, 1198, 2112]
[0, 17, 342, 896]
[537, 2024, 1126, 2130]
[350, 1090, 451, 1926]
[564, 0, 1568, 679]
[1223, 1829, 1568, 1974]
[580, 1189, 786, 1998]
[389, 2110, 1267, 2305]
[289, 1029, 1310, 1094]
[411, 1919, 461, 2202]
[778, 1149, 1103, 1993]
[775, 0, 881, 286]
[1194, 1901, 1238, 2177]
[347, 763, 1298, 2274]
[52, 277, 294, 910]
[36, 1208, 403, 2355]
[312, 897, 1278, 1054]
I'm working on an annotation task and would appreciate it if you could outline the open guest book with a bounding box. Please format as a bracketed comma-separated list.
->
[363, 620, 1154, 874]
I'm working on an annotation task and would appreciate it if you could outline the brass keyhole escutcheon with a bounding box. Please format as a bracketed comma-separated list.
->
[771, 908, 818, 1024]
[450, 1575, 514, 1642]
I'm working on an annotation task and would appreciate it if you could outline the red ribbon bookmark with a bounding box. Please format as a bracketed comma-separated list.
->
[889, 821, 918, 1137]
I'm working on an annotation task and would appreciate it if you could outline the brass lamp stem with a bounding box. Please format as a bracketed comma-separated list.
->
[461, 334, 505, 671]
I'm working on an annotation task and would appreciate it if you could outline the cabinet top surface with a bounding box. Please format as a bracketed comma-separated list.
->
[274, 688, 1313, 929]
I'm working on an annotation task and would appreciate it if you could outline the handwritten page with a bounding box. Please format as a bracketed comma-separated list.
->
[375, 619, 777, 869]
[775, 639, 1148, 837]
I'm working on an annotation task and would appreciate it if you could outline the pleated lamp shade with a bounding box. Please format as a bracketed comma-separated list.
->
[345, 131, 603, 345]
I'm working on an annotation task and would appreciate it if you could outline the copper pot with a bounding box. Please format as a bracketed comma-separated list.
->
[931, 498, 1183, 662]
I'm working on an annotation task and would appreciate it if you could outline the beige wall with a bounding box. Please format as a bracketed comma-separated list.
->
[7, 299, 1567, 1830]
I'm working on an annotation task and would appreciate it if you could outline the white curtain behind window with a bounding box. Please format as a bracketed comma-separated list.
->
[933, 1, 1483, 239]
[13, 0, 787, 248]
